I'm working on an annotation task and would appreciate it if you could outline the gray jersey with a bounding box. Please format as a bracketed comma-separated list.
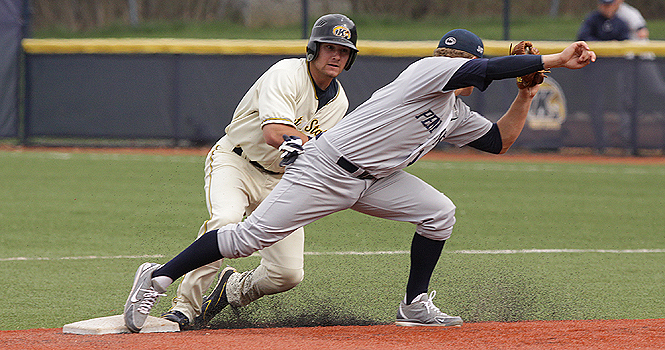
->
[215, 55, 497, 259]
[322, 56, 492, 178]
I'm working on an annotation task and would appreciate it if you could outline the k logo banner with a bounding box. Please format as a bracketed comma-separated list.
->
[527, 77, 567, 130]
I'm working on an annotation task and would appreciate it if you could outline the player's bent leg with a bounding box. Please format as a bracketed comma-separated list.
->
[350, 170, 461, 326]
[163, 176, 247, 327]
[195, 227, 305, 326]
[228, 226, 305, 307]
[226, 262, 304, 308]
[351, 170, 456, 238]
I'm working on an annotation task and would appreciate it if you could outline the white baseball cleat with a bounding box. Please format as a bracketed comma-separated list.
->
[395, 291, 463, 327]
[124, 262, 165, 333]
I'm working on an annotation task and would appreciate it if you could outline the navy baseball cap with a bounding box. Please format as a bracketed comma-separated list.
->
[598, 0, 615, 3]
[437, 29, 484, 58]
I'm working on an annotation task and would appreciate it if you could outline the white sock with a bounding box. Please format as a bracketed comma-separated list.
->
[151, 276, 173, 293]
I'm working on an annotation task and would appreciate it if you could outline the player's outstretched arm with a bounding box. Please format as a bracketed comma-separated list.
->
[542, 41, 596, 70]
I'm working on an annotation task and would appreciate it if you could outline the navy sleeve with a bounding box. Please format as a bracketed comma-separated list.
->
[485, 55, 544, 80]
[443, 59, 490, 91]
[466, 123, 502, 154]
[444, 55, 544, 92]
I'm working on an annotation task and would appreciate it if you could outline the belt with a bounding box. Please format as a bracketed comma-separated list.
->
[233, 147, 281, 175]
[336, 156, 375, 180]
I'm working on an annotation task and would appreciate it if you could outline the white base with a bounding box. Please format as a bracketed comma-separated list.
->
[63, 315, 180, 334]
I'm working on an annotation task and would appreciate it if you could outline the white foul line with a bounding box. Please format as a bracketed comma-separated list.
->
[303, 249, 665, 255]
[0, 254, 167, 262]
[2, 249, 665, 262]
[446, 249, 665, 254]
[303, 250, 410, 256]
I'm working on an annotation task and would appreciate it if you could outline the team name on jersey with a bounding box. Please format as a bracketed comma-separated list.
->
[415, 109, 442, 133]
[294, 116, 326, 137]
[415, 109, 449, 145]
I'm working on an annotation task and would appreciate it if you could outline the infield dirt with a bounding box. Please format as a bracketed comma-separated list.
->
[2, 319, 664, 350]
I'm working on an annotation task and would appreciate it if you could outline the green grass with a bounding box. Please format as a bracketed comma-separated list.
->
[1, 150, 664, 330]
[30, 14, 665, 41]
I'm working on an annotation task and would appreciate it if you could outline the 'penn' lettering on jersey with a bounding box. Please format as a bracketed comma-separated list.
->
[415, 109, 442, 133]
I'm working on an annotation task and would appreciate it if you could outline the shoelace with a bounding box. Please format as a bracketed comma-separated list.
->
[137, 288, 166, 315]
[421, 290, 445, 315]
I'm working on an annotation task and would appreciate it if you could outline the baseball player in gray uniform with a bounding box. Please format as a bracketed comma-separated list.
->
[125, 29, 596, 332]
[158, 13, 358, 329]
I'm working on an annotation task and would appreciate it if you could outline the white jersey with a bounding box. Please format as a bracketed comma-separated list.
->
[170, 58, 350, 319]
[225, 58, 348, 173]
[616, 3, 647, 41]
[321, 56, 492, 179]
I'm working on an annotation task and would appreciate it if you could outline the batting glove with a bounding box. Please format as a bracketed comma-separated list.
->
[278, 135, 304, 167]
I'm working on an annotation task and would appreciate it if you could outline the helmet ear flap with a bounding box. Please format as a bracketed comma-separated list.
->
[306, 42, 318, 62]
[344, 50, 356, 70]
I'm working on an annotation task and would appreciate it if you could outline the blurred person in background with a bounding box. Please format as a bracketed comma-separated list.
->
[615, 0, 649, 40]
[577, 0, 630, 42]
[578, 0, 665, 152]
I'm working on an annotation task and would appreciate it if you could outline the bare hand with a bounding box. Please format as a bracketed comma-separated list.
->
[543, 41, 596, 70]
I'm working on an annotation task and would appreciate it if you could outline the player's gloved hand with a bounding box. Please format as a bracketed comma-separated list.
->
[510, 41, 549, 89]
[278, 135, 304, 167]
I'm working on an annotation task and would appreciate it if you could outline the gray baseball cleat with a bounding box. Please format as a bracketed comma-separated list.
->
[195, 266, 237, 326]
[124, 262, 166, 333]
[395, 290, 463, 327]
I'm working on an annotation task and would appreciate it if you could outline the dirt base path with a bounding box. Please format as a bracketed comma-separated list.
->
[2, 319, 664, 350]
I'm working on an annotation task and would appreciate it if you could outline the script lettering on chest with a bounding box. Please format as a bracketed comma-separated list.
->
[303, 119, 325, 137]
[295, 116, 326, 137]
[414, 109, 442, 133]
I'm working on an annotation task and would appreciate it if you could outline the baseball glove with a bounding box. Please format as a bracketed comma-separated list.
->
[509, 41, 549, 89]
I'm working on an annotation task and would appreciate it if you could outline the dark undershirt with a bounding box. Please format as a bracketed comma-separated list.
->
[314, 78, 339, 111]
[467, 122, 503, 154]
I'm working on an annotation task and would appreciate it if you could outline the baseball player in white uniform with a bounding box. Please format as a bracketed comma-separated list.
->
[125, 29, 596, 332]
[158, 14, 358, 329]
